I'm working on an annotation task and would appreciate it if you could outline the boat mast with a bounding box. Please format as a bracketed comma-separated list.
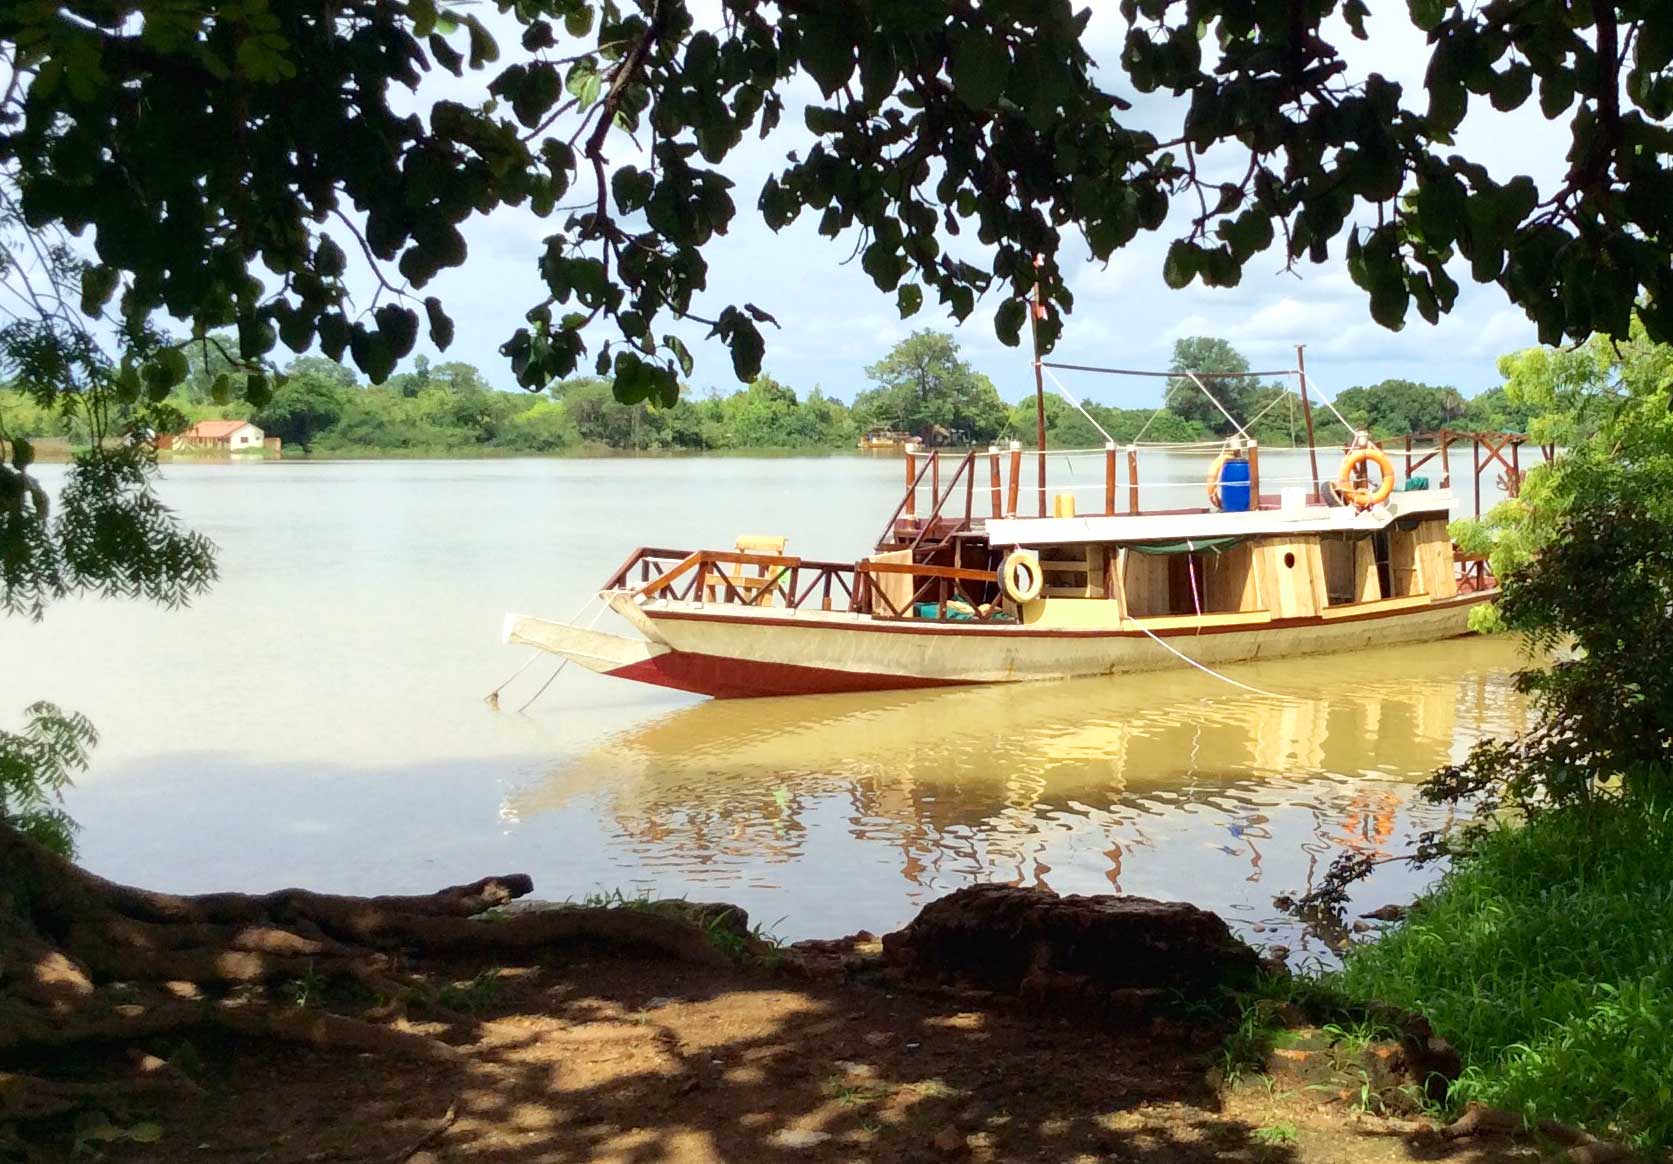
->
[1296, 342, 1320, 503]
[1029, 257, 1047, 517]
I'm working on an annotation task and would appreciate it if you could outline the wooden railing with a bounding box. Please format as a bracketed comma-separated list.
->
[1454, 550, 1495, 594]
[855, 558, 1010, 622]
[603, 547, 1007, 621]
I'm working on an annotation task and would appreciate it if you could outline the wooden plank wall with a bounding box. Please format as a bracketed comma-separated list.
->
[1387, 525, 1422, 597]
[1121, 550, 1170, 617]
[1414, 519, 1457, 598]
[1253, 538, 1325, 618]
[1352, 537, 1382, 603]
[1321, 537, 1355, 605]
[1203, 544, 1260, 612]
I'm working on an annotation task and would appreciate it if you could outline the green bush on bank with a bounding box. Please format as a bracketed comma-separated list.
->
[1333, 799, 1673, 1150]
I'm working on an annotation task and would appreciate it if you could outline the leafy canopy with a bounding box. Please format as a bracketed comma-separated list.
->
[4, 0, 1672, 420]
[0, 702, 97, 856]
[1441, 319, 1673, 813]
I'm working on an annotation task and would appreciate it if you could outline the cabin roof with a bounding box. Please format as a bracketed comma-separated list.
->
[983, 490, 1454, 547]
[186, 419, 256, 439]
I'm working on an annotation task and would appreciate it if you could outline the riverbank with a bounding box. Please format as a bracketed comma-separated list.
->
[5, 875, 1551, 1164]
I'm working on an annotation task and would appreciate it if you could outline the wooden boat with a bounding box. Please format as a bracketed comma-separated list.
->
[505, 354, 1526, 700]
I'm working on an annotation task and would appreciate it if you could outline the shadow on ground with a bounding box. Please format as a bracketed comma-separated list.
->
[7, 946, 1538, 1164]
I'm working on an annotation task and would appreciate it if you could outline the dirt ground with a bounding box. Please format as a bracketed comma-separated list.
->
[5, 942, 1548, 1164]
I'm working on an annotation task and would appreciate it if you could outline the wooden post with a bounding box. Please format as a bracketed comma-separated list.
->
[1104, 441, 1117, 515]
[963, 452, 975, 523]
[1127, 448, 1140, 515]
[1404, 433, 1412, 479]
[1472, 436, 1482, 517]
[1029, 257, 1048, 518]
[1296, 344, 1320, 503]
[1510, 439, 1521, 498]
[1006, 440, 1022, 517]
[989, 446, 1002, 519]
[930, 449, 940, 503]
[1440, 431, 1452, 488]
[1247, 442, 1262, 509]
[904, 444, 917, 517]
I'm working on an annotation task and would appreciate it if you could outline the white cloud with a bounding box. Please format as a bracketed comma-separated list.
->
[387, 0, 1561, 408]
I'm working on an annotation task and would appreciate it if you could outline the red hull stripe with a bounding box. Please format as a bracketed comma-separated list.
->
[607, 652, 973, 700]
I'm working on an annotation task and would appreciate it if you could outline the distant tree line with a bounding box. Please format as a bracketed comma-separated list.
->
[0, 331, 1539, 456]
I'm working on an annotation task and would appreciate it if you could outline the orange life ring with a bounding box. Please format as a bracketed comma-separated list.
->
[1337, 446, 1395, 509]
[1205, 451, 1229, 508]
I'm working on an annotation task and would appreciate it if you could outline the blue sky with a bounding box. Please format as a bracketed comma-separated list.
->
[376, 2, 1569, 411]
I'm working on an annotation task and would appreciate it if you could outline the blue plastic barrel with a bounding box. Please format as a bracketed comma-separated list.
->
[1217, 458, 1252, 512]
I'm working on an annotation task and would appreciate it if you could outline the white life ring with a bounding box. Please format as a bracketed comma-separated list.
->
[998, 550, 1043, 604]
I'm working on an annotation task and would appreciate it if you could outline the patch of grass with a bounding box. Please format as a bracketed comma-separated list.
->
[576, 888, 658, 910]
[282, 961, 323, 1009]
[1331, 798, 1673, 1151]
[1252, 1121, 1298, 1147]
[821, 1073, 889, 1108]
[438, 967, 504, 1015]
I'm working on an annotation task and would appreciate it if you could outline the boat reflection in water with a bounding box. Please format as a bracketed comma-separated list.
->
[512, 635, 1531, 956]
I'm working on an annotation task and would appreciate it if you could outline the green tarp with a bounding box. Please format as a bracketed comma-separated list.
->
[1126, 537, 1246, 556]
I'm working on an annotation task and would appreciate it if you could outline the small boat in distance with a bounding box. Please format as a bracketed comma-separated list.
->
[505, 348, 1539, 700]
[857, 427, 913, 452]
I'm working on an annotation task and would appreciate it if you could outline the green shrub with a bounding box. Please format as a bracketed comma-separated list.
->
[1333, 800, 1673, 1150]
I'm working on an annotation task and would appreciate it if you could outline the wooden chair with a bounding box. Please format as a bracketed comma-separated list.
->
[704, 535, 789, 605]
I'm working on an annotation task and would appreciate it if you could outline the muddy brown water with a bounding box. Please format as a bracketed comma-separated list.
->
[10, 454, 1527, 962]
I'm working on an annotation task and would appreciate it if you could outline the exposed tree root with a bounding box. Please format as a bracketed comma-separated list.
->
[0, 823, 739, 1118]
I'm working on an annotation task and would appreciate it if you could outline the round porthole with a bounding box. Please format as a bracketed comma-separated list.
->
[1283, 551, 1296, 569]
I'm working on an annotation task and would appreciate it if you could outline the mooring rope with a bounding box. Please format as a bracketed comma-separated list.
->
[1115, 549, 1286, 699]
[513, 600, 610, 714]
[485, 592, 601, 710]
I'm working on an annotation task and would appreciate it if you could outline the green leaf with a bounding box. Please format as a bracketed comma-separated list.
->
[949, 30, 1009, 110]
[127, 1123, 164, 1145]
[994, 297, 1028, 347]
[797, 16, 854, 97]
[567, 60, 603, 108]
[897, 284, 923, 319]
[464, 15, 498, 68]
[79, 264, 118, 316]
[1162, 240, 1198, 289]
[11, 436, 34, 470]
[210, 373, 232, 404]
[156, 347, 189, 389]
[1407, 0, 1445, 33]
[664, 334, 694, 377]
[564, 4, 594, 38]
[728, 318, 764, 381]
[612, 166, 654, 213]
[424, 297, 454, 349]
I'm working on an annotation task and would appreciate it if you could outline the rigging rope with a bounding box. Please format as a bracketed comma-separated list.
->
[1039, 363, 1117, 445]
[1185, 371, 1252, 439]
[1297, 373, 1359, 436]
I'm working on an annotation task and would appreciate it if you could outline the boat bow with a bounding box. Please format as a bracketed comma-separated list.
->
[502, 611, 668, 675]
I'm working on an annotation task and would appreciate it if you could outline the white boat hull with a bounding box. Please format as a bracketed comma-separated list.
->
[503, 591, 1493, 699]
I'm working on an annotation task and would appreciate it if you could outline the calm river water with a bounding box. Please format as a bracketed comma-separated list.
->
[10, 454, 1527, 960]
